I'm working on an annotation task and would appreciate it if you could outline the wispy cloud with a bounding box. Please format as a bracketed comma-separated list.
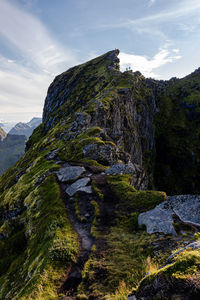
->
[100, 0, 200, 36]
[0, 0, 79, 120]
[119, 48, 182, 78]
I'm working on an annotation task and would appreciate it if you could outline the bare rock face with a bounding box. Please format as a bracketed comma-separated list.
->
[65, 177, 91, 196]
[83, 143, 117, 166]
[42, 50, 158, 190]
[56, 166, 85, 182]
[138, 195, 200, 235]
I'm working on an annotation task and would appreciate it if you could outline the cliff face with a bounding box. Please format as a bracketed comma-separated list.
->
[0, 50, 200, 299]
[154, 71, 200, 194]
[43, 50, 158, 189]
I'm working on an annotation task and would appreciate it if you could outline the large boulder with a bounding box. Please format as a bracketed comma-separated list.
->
[138, 195, 200, 235]
[56, 166, 85, 182]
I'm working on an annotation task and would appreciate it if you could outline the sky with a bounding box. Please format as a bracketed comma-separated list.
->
[0, 0, 200, 124]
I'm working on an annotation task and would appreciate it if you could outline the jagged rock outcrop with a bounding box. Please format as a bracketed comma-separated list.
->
[43, 50, 158, 189]
[0, 50, 200, 300]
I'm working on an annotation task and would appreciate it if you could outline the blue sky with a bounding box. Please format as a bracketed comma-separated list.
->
[0, 0, 200, 123]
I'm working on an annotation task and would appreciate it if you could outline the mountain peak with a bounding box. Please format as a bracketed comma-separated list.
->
[43, 50, 120, 130]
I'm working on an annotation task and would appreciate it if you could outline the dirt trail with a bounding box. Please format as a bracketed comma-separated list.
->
[58, 178, 96, 297]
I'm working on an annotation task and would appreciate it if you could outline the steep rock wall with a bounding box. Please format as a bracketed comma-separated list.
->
[43, 50, 158, 189]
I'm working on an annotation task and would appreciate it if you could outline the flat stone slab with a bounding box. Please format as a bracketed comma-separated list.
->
[138, 195, 200, 235]
[77, 186, 92, 194]
[66, 177, 91, 196]
[56, 166, 85, 182]
[138, 203, 176, 235]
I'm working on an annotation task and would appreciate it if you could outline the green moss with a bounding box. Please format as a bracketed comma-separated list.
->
[26, 123, 45, 150]
[154, 71, 200, 194]
[78, 226, 157, 298]
[78, 175, 167, 298]
[92, 181, 104, 201]
[139, 248, 200, 293]
[0, 171, 79, 299]
[107, 175, 166, 212]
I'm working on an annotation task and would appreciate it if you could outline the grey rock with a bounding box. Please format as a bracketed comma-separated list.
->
[46, 149, 58, 160]
[83, 143, 117, 165]
[138, 203, 176, 235]
[138, 195, 200, 235]
[56, 166, 85, 182]
[2, 209, 22, 221]
[66, 177, 90, 196]
[169, 195, 200, 226]
[127, 296, 136, 300]
[69, 113, 91, 132]
[105, 162, 136, 175]
[84, 213, 90, 218]
[78, 186, 92, 194]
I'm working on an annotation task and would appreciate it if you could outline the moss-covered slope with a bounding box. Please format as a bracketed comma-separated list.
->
[154, 70, 200, 194]
[0, 50, 200, 299]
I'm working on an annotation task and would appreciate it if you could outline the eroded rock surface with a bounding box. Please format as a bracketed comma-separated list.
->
[56, 166, 85, 182]
[138, 195, 200, 235]
[66, 177, 91, 196]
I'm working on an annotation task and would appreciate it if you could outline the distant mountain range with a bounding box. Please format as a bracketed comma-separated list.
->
[0, 117, 42, 175]
[8, 117, 42, 138]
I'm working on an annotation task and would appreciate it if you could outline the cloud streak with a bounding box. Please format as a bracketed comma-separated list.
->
[0, 0, 79, 121]
[100, 0, 200, 35]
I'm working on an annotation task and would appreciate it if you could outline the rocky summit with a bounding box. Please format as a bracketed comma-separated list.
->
[0, 49, 200, 299]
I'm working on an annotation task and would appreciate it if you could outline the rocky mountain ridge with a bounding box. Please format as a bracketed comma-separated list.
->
[0, 118, 41, 176]
[9, 117, 42, 138]
[0, 50, 200, 299]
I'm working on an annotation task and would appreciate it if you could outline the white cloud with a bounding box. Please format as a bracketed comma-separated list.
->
[149, 0, 156, 6]
[119, 48, 182, 78]
[0, 0, 80, 121]
[172, 49, 180, 53]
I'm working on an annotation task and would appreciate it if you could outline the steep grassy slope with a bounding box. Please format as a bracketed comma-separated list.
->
[0, 50, 200, 299]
